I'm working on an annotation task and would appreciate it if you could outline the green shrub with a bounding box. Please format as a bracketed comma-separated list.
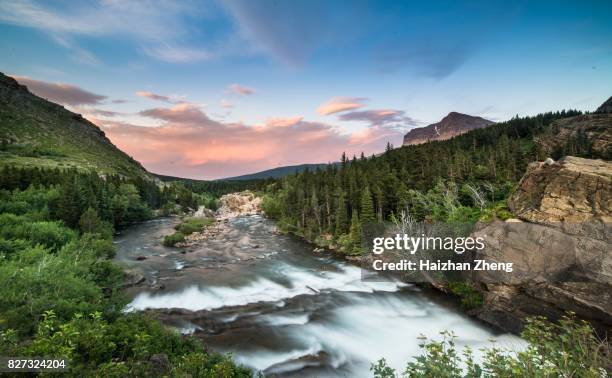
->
[447, 281, 483, 310]
[371, 313, 610, 378]
[163, 232, 185, 247]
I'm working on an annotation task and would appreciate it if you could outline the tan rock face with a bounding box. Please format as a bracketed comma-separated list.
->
[535, 114, 612, 160]
[471, 156, 612, 335]
[509, 156, 612, 224]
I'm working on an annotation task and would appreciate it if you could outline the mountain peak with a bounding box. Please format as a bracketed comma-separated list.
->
[403, 112, 494, 146]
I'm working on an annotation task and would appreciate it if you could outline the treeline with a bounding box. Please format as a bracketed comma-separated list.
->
[0, 166, 219, 230]
[0, 167, 251, 376]
[262, 110, 582, 254]
[155, 174, 269, 197]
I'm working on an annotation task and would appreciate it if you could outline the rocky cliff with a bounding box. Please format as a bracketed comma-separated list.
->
[535, 113, 612, 160]
[470, 156, 611, 335]
[403, 112, 494, 146]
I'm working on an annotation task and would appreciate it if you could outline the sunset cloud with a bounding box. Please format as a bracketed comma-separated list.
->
[264, 116, 304, 128]
[95, 105, 398, 179]
[13, 76, 107, 105]
[139, 103, 214, 125]
[228, 83, 256, 96]
[136, 91, 173, 103]
[317, 97, 367, 115]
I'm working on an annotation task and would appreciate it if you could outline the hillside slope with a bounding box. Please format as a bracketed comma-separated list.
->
[221, 163, 332, 180]
[0, 72, 151, 179]
[403, 112, 495, 145]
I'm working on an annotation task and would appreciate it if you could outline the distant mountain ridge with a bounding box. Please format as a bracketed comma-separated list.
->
[403, 112, 495, 146]
[221, 163, 332, 181]
[0, 72, 152, 180]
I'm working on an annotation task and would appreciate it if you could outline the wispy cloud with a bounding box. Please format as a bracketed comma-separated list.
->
[264, 116, 304, 128]
[139, 103, 213, 125]
[0, 0, 203, 63]
[227, 83, 256, 96]
[317, 97, 368, 115]
[142, 45, 212, 63]
[136, 91, 174, 103]
[13, 76, 107, 105]
[339, 109, 418, 130]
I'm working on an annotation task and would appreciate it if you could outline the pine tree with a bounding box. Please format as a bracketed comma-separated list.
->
[360, 186, 376, 223]
[335, 190, 348, 235]
[349, 211, 362, 254]
[79, 207, 103, 234]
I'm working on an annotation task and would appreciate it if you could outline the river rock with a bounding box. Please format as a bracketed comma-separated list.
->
[470, 156, 612, 335]
[122, 270, 146, 287]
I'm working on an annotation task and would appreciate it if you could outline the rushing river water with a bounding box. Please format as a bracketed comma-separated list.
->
[114, 215, 524, 377]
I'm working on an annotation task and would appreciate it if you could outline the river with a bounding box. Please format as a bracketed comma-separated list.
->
[114, 215, 524, 377]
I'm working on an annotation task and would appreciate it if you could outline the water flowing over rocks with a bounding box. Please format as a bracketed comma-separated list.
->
[114, 203, 524, 376]
[216, 191, 262, 219]
[470, 156, 612, 335]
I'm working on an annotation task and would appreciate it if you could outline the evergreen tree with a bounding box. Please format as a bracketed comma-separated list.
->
[360, 186, 376, 223]
[79, 207, 104, 234]
[349, 211, 362, 254]
[335, 190, 348, 235]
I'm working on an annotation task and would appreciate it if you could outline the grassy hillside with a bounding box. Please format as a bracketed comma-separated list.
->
[221, 163, 332, 180]
[0, 73, 151, 180]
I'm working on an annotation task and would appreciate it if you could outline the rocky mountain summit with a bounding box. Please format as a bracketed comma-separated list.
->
[403, 112, 494, 146]
[470, 156, 611, 335]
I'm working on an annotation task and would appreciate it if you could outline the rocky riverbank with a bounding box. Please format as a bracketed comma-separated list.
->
[469, 156, 611, 335]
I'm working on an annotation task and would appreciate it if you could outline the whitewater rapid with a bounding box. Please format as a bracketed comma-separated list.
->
[115, 215, 524, 377]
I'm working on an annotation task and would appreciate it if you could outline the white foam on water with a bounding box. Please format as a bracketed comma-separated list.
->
[128, 262, 407, 311]
[233, 343, 324, 372]
[261, 313, 310, 326]
[237, 294, 525, 376]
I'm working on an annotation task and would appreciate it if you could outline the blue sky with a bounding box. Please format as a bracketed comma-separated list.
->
[1, 0, 611, 179]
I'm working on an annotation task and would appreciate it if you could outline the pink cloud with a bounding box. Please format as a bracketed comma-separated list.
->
[91, 104, 400, 179]
[136, 91, 172, 102]
[228, 83, 256, 96]
[264, 116, 303, 128]
[13, 76, 107, 105]
[139, 103, 213, 124]
[317, 96, 368, 115]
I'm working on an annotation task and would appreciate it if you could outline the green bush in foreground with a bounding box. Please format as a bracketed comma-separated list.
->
[371, 314, 610, 378]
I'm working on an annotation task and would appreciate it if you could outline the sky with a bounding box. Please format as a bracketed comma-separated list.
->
[1, 0, 611, 179]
